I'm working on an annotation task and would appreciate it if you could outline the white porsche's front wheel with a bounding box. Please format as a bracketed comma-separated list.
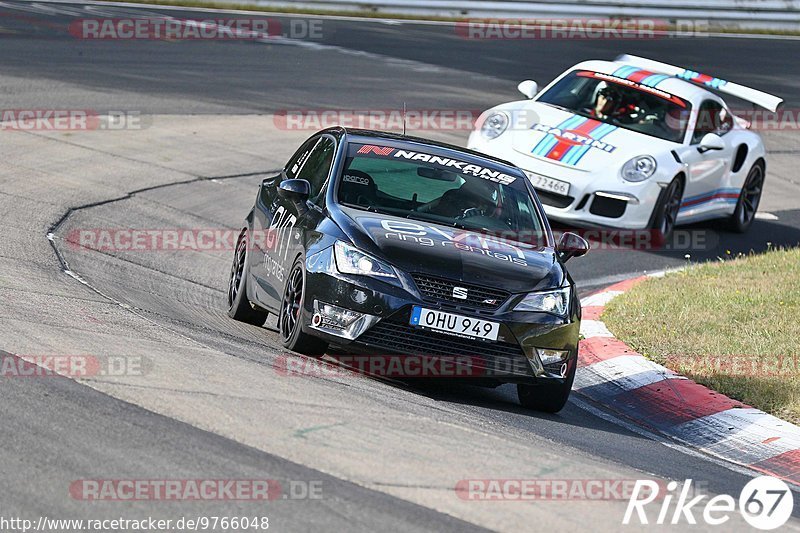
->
[728, 162, 764, 233]
[650, 178, 683, 242]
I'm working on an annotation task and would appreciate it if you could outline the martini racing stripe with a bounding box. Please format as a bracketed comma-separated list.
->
[678, 70, 728, 89]
[544, 118, 601, 162]
[679, 187, 740, 210]
[531, 115, 585, 157]
[611, 65, 639, 79]
[611, 66, 670, 87]
[561, 122, 617, 165]
[625, 70, 655, 83]
[639, 74, 671, 87]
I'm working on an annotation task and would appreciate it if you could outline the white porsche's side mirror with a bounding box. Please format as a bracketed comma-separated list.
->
[698, 133, 725, 153]
[517, 80, 539, 99]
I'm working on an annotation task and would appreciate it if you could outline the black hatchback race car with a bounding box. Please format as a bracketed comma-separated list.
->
[227, 127, 589, 412]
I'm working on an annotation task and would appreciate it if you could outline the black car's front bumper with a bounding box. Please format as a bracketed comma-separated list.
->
[304, 247, 580, 385]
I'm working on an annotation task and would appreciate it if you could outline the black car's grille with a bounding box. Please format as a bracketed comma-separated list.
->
[358, 313, 525, 360]
[411, 274, 509, 310]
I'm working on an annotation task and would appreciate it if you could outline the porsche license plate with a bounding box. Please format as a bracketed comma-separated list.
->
[526, 171, 571, 196]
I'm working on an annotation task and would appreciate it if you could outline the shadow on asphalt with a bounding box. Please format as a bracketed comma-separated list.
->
[325, 212, 800, 438]
[390, 378, 649, 438]
[561, 208, 800, 264]
[663, 209, 800, 262]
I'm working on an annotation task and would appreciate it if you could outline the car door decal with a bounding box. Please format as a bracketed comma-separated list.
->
[679, 188, 740, 211]
[263, 205, 297, 282]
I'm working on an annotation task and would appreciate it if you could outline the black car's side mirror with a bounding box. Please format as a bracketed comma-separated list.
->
[556, 232, 589, 262]
[278, 178, 311, 201]
[278, 179, 311, 215]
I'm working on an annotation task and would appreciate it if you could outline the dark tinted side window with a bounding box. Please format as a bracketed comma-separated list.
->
[295, 136, 336, 201]
[692, 100, 733, 143]
[285, 138, 317, 179]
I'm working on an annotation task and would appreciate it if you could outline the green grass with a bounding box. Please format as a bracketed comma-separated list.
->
[602, 248, 800, 423]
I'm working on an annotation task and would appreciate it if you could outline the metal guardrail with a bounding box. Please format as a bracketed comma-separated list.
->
[225, 0, 800, 30]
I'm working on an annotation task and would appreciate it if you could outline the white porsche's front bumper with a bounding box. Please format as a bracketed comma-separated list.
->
[469, 134, 666, 230]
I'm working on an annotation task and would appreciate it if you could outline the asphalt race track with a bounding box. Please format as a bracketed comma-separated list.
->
[1, 2, 800, 530]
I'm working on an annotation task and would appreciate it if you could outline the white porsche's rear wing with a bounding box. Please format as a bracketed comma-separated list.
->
[615, 54, 783, 112]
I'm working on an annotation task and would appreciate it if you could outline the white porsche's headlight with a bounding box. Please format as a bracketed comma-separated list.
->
[334, 241, 396, 278]
[480, 112, 509, 140]
[513, 287, 571, 316]
[621, 155, 657, 182]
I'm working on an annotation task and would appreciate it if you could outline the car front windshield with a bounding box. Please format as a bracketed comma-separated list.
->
[537, 70, 692, 143]
[337, 143, 546, 247]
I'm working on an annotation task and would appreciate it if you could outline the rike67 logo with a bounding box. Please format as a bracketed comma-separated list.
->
[624, 476, 793, 529]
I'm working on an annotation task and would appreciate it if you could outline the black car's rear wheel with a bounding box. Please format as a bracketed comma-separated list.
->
[517, 362, 576, 413]
[728, 162, 764, 233]
[650, 178, 684, 242]
[227, 228, 268, 326]
[279, 257, 328, 356]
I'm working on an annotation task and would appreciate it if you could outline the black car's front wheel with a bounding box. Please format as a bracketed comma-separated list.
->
[227, 228, 269, 326]
[517, 362, 576, 413]
[279, 256, 328, 356]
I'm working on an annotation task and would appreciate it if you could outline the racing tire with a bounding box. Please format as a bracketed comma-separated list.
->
[516, 362, 576, 414]
[728, 162, 764, 233]
[227, 228, 269, 326]
[649, 178, 684, 243]
[279, 256, 328, 356]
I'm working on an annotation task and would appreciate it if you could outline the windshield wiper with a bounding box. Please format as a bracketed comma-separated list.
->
[541, 102, 620, 127]
[405, 212, 472, 232]
[541, 102, 572, 113]
[341, 202, 380, 213]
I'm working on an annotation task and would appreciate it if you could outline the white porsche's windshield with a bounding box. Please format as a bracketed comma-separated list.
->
[537, 70, 692, 143]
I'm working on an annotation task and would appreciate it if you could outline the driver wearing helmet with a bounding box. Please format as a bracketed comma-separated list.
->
[588, 85, 621, 120]
[420, 177, 498, 219]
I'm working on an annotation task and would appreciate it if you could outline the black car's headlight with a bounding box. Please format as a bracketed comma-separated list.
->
[513, 287, 571, 316]
[334, 241, 397, 279]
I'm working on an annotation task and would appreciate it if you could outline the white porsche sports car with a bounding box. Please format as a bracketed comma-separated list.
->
[468, 54, 782, 238]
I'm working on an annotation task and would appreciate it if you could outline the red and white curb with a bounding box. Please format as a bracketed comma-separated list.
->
[575, 274, 800, 486]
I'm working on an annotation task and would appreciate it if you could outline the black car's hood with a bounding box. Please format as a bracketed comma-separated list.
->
[335, 207, 563, 293]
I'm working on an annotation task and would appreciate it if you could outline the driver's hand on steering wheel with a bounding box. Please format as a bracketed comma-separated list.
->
[458, 207, 484, 220]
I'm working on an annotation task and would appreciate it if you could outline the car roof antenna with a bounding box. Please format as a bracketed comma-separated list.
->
[402, 102, 407, 136]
